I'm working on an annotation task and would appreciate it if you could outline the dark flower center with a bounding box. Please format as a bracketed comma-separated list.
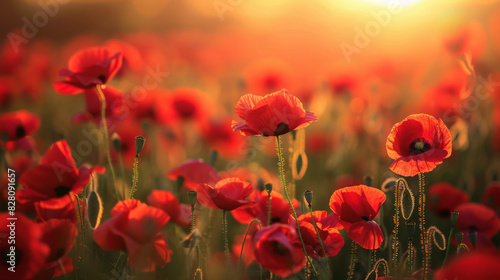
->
[98, 75, 107, 84]
[361, 216, 369, 221]
[274, 122, 290, 136]
[54, 186, 71, 197]
[55, 248, 66, 260]
[174, 100, 196, 119]
[271, 241, 289, 256]
[409, 138, 431, 155]
[270, 217, 282, 224]
[15, 125, 26, 138]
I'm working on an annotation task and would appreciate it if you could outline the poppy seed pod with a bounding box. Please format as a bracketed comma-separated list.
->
[134, 135, 146, 155]
[265, 183, 273, 194]
[188, 190, 198, 207]
[406, 221, 416, 240]
[451, 211, 459, 225]
[304, 190, 313, 206]
[111, 132, 121, 152]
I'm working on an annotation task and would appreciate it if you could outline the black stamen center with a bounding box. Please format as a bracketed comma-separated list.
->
[270, 217, 281, 224]
[409, 138, 431, 155]
[54, 186, 71, 197]
[361, 216, 369, 221]
[15, 125, 26, 138]
[274, 122, 290, 136]
[98, 75, 106, 84]
[271, 241, 289, 256]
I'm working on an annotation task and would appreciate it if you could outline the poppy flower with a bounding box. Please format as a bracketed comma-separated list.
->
[0, 110, 40, 142]
[17, 140, 102, 204]
[53, 46, 122, 95]
[481, 181, 500, 211]
[147, 190, 192, 228]
[196, 177, 254, 210]
[0, 213, 49, 280]
[253, 224, 306, 277]
[168, 158, 221, 190]
[201, 118, 247, 160]
[329, 185, 386, 249]
[428, 182, 469, 218]
[231, 89, 318, 137]
[452, 203, 500, 250]
[92, 199, 172, 272]
[289, 211, 344, 258]
[435, 252, 500, 280]
[34, 195, 84, 224]
[231, 223, 260, 268]
[72, 85, 125, 125]
[386, 114, 452, 177]
[231, 189, 299, 225]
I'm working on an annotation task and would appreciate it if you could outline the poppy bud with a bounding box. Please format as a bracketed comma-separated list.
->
[188, 190, 197, 207]
[364, 175, 373, 187]
[406, 221, 416, 240]
[134, 135, 145, 156]
[210, 150, 218, 166]
[469, 231, 477, 248]
[111, 132, 121, 152]
[450, 211, 459, 225]
[456, 232, 463, 244]
[265, 183, 272, 194]
[304, 190, 313, 207]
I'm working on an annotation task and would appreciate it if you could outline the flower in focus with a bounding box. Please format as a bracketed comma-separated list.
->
[452, 203, 500, 250]
[196, 177, 254, 210]
[92, 199, 172, 271]
[168, 158, 221, 190]
[386, 114, 452, 177]
[289, 210, 344, 258]
[0, 213, 49, 280]
[147, 190, 192, 228]
[232, 89, 318, 136]
[253, 224, 306, 277]
[53, 46, 122, 94]
[231, 189, 299, 225]
[329, 185, 386, 249]
[0, 110, 40, 142]
[428, 182, 469, 218]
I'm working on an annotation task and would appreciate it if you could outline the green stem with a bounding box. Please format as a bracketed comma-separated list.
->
[57, 259, 67, 279]
[191, 205, 195, 232]
[118, 151, 126, 199]
[347, 241, 357, 280]
[95, 85, 119, 200]
[308, 204, 331, 276]
[130, 155, 139, 199]
[267, 191, 272, 227]
[442, 225, 455, 268]
[223, 210, 230, 265]
[392, 180, 400, 271]
[238, 219, 262, 279]
[418, 172, 427, 277]
[276, 136, 316, 276]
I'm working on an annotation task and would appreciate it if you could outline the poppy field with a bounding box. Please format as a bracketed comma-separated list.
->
[2, 0, 500, 280]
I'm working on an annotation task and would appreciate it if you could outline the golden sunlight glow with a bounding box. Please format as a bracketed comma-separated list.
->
[363, 0, 424, 7]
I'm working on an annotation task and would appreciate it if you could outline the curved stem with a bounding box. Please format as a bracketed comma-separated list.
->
[276, 136, 317, 275]
[95, 85, 119, 200]
[308, 204, 331, 276]
[238, 219, 262, 279]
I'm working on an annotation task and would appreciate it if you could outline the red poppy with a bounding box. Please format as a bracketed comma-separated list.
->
[17, 140, 102, 204]
[92, 199, 172, 272]
[428, 182, 469, 218]
[452, 203, 500, 250]
[0, 213, 49, 280]
[435, 252, 500, 280]
[329, 185, 386, 249]
[147, 190, 192, 228]
[201, 118, 247, 160]
[289, 211, 344, 258]
[231, 189, 299, 225]
[253, 224, 305, 277]
[231, 224, 260, 268]
[105, 39, 145, 75]
[386, 114, 452, 177]
[0, 110, 40, 142]
[232, 89, 318, 137]
[72, 85, 125, 125]
[54, 46, 122, 95]
[481, 181, 500, 211]
[196, 177, 254, 210]
[168, 158, 221, 190]
[35, 196, 84, 224]
[110, 118, 147, 165]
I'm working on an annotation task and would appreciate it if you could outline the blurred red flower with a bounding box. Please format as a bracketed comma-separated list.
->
[231, 189, 299, 225]
[232, 89, 318, 136]
[17, 140, 101, 204]
[0, 110, 40, 142]
[435, 252, 500, 280]
[196, 177, 254, 210]
[92, 199, 172, 272]
[201, 118, 247, 160]
[253, 224, 306, 277]
[329, 185, 386, 249]
[168, 158, 221, 190]
[72, 85, 125, 125]
[428, 182, 469, 218]
[452, 203, 500, 250]
[481, 181, 500, 211]
[289, 210, 344, 258]
[54, 46, 122, 95]
[0, 213, 49, 280]
[34, 196, 84, 224]
[147, 190, 192, 228]
[386, 114, 452, 177]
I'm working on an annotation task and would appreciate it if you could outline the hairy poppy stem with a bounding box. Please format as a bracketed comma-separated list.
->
[347, 241, 357, 280]
[276, 136, 317, 276]
[392, 179, 401, 271]
[418, 172, 426, 275]
[95, 85, 119, 200]
[118, 152, 125, 199]
[130, 155, 139, 199]
[307, 202, 331, 277]
[238, 219, 262, 280]
[223, 210, 230, 266]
